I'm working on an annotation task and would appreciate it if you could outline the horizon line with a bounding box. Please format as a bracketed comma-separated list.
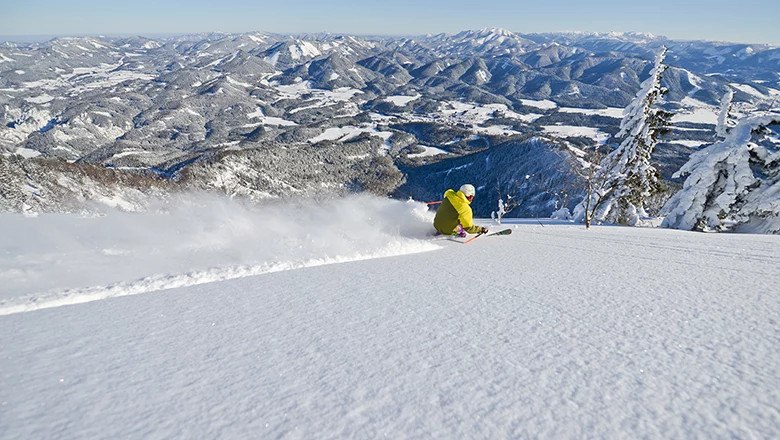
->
[0, 29, 776, 48]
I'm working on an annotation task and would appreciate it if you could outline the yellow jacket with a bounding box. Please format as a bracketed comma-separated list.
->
[433, 189, 482, 235]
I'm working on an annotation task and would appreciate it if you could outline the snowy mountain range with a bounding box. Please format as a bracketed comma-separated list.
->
[1, 29, 779, 216]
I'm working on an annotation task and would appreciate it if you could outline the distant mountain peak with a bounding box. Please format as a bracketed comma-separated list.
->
[262, 39, 322, 66]
[476, 27, 515, 37]
[606, 31, 665, 42]
[546, 30, 667, 43]
[426, 28, 534, 57]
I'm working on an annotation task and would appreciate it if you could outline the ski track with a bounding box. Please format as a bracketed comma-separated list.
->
[0, 241, 439, 316]
[1, 223, 778, 438]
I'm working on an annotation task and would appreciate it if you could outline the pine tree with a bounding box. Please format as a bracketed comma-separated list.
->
[661, 113, 780, 234]
[574, 47, 671, 226]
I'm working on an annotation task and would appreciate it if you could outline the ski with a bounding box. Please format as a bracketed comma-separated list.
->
[463, 228, 512, 244]
[431, 228, 512, 243]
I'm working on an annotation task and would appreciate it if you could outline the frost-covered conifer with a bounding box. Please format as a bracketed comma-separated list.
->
[715, 89, 735, 139]
[491, 196, 515, 224]
[574, 47, 671, 226]
[661, 113, 780, 233]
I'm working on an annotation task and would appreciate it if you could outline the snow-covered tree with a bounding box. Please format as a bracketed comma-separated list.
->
[661, 113, 780, 234]
[492, 197, 508, 224]
[715, 89, 736, 139]
[573, 47, 671, 227]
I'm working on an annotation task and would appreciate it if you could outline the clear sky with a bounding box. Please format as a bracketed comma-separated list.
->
[2, 0, 779, 45]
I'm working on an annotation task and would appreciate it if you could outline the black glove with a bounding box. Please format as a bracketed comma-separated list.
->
[479, 227, 489, 234]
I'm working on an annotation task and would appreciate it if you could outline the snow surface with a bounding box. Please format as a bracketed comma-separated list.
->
[542, 125, 610, 143]
[0, 107, 53, 147]
[19, 61, 155, 96]
[12, 147, 42, 158]
[434, 101, 541, 126]
[672, 97, 718, 125]
[730, 83, 768, 99]
[406, 145, 450, 158]
[558, 107, 625, 118]
[520, 98, 558, 110]
[384, 94, 421, 106]
[671, 108, 719, 125]
[273, 81, 364, 113]
[670, 140, 710, 148]
[474, 125, 521, 136]
[23, 93, 55, 104]
[225, 75, 253, 88]
[288, 41, 321, 60]
[109, 149, 149, 160]
[308, 125, 392, 146]
[246, 107, 297, 126]
[1, 196, 778, 438]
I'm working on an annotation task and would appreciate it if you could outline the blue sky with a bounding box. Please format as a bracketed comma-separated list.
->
[2, 0, 779, 45]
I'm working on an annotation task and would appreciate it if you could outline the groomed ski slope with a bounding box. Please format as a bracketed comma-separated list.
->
[1, 197, 779, 439]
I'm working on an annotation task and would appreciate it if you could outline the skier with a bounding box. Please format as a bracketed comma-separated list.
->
[433, 184, 489, 237]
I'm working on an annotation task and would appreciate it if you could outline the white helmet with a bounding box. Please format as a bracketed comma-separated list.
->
[459, 184, 475, 198]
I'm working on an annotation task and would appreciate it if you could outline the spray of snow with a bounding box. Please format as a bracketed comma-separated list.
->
[0, 194, 438, 314]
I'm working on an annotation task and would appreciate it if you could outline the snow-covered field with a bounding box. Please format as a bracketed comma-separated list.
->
[384, 94, 421, 106]
[1, 195, 778, 438]
[542, 124, 610, 143]
[407, 145, 450, 158]
[558, 106, 625, 118]
[671, 97, 719, 125]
